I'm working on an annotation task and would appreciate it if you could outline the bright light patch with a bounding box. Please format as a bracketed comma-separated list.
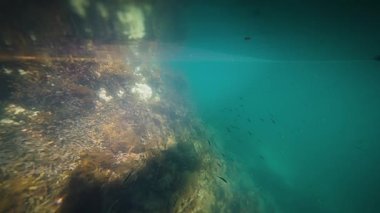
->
[69, 0, 90, 18]
[117, 5, 145, 39]
[131, 83, 152, 101]
[98, 88, 113, 102]
[96, 2, 109, 19]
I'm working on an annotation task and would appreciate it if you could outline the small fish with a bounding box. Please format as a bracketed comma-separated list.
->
[248, 130, 253, 136]
[217, 162, 222, 167]
[107, 200, 119, 213]
[217, 176, 228, 183]
[244, 36, 251, 41]
[373, 55, 380, 61]
[226, 127, 231, 132]
[123, 171, 133, 184]
[271, 118, 276, 124]
[247, 118, 252, 123]
[208, 139, 211, 146]
[269, 113, 277, 124]
[230, 125, 238, 129]
[354, 145, 364, 151]
[259, 155, 264, 160]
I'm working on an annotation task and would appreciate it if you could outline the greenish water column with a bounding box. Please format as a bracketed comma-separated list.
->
[163, 0, 380, 212]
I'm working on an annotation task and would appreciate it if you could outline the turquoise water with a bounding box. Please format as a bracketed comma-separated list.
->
[169, 61, 380, 212]
[163, 1, 380, 212]
[1, 0, 379, 212]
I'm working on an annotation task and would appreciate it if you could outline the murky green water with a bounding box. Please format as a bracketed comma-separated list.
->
[163, 1, 380, 212]
[168, 61, 380, 212]
[1, 0, 380, 212]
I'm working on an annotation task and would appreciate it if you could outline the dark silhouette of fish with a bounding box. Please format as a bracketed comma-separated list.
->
[373, 55, 380, 61]
[230, 125, 238, 129]
[269, 113, 277, 124]
[354, 145, 364, 151]
[248, 130, 253, 136]
[247, 118, 252, 123]
[123, 171, 133, 184]
[217, 176, 228, 183]
[244, 36, 251, 41]
[271, 118, 276, 124]
[226, 127, 232, 132]
[208, 139, 211, 146]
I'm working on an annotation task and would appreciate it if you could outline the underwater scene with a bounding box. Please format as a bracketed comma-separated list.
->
[1, 0, 380, 212]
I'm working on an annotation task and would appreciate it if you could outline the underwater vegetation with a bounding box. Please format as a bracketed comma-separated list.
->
[0, 40, 262, 212]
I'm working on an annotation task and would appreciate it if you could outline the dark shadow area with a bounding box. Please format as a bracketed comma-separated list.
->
[0, 72, 14, 102]
[59, 141, 201, 213]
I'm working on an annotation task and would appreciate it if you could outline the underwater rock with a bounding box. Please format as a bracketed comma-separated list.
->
[5, 104, 26, 115]
[0, 40, 258, 213]
[97, 88, 113, 102]
[131, 83, 153, 101]
[0, 118, 20, 125]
